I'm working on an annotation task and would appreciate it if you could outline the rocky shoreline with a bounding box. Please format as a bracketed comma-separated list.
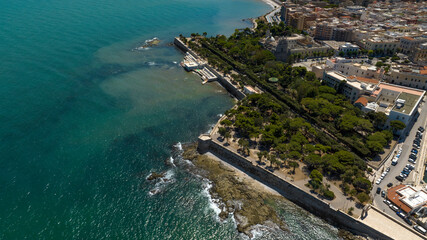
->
[182, 143, 366, 239]
[183, 143, 288, 236]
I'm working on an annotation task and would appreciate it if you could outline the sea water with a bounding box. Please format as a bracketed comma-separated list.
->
[0, 0, 340, 238]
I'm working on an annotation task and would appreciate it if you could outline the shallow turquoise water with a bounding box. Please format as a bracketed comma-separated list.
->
[0, 0, 340, 239]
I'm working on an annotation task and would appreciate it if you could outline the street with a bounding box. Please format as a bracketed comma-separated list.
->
[371, 95, 427, 226]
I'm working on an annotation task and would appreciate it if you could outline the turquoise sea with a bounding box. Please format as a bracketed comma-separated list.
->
[0, 0, 341, 239]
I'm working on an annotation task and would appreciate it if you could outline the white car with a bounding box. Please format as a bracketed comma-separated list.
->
[376, 179, 381, 185]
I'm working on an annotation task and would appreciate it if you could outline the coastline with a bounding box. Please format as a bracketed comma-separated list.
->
[259, 0, 280, 9]
[182, 143, 288, 237]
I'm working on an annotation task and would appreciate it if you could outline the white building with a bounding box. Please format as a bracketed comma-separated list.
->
[334, 61, 379, 79]
[385, 66, 427, 90]
[338, 43, 360, 54]
[322, 71, 378, 102]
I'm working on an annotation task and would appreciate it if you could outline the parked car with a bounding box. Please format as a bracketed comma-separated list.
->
[381, 190, 386, 197]
[397, 211, 406, 218]
[387, 182, 393, 187]
[419, 126, 425, 132]
[376, 187, 381, 194]
[411, 148, 418, 154]
[376, 179, 381, 184]
[414, 225, 427, 235]
[383, 199, 391, 205]
[390, 205, 399, 212]
[404, 218, 413, 226]
[386, 167, 390, 172]
[407, 164, 415, 170]
[396, 175, 404, 181]
[413, 144, 420, 149]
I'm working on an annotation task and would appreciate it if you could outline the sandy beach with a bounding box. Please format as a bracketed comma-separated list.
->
[259, 0, 281, 9]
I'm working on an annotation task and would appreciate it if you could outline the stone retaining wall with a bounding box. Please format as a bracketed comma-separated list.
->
[198, 135, 393, 240]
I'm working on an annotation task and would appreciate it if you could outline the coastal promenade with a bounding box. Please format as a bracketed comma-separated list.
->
[197, 118, 426, 239]
[173, 37, 246, 100]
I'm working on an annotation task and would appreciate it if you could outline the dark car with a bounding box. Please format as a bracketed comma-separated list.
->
[413, 144, 420, 149]
[376, 187, 381, 194]
[387, 182, 393, 187]
[412, 148, 418, 154]
[396, 175, 404, 181]
[419, 126, 425, 132]
[410, 154, 417, 160]
[404, 218, 413, 226]
[381, 190, 386, 197]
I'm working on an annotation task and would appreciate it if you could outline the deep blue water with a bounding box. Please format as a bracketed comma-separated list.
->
[0, 0, 341, 239]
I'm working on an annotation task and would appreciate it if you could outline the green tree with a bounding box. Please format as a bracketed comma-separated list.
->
[323, 190, 335, 200]
[390, 120, 406, 132]
[238, 138, 250, 155]
[309, 169, 323, 189]
[288, 161, 299, 174]
[353, 177, 372, 192]
[224, 131, 231, 144]
[218, 127, 227, 140]
[356, 192, 370, 204]
[304, 153, 322, 170]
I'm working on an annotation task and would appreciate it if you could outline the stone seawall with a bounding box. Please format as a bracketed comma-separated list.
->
[198, 135, 393, 240]
[173, 37, 246, 100]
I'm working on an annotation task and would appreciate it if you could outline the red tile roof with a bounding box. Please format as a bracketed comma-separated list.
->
[387, 185, 412, 213]
[354, 97, 368, 106]
[402, 36, 415, 41]
[348, 75, 379, 84]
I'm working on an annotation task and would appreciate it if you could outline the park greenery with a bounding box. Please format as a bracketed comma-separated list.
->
[182, 20, 407, 202]
[219, 93, 371, 201]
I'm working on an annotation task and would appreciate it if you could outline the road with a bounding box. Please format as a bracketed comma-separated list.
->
[371, 95, 427, 226]
[265, 7, 281, 24]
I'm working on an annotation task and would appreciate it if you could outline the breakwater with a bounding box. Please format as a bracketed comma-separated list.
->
[197, 135, 393, 240]
[173, 38, 246, 100]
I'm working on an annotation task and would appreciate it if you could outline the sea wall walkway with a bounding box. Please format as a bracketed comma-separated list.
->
[198, 131, 427, 239]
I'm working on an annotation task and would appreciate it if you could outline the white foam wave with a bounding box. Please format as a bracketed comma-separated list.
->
[148, 61, 155, 66]
[147, 169, 175, 196]
[174, 142, 183, 151]
[168, 156, 176, 167]
[173, 61, 178, 64]
[202, 181, 222, 220]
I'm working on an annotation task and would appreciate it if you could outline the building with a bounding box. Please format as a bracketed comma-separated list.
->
[387, 185, 427, 217]
[315, 22, 335, 40]
[322, 71, 378, 102]
[385, 66, 427, 90]
[333, 61, 379, 79]
[399, 36, 427, 55]
[263, 34, 331, 61]
[323, 71, 425, 133]
[370, 83, 425, 130]
[410, 43, 427, 64]
[363, 38, 399, 54]
[339, 43, 360, 54]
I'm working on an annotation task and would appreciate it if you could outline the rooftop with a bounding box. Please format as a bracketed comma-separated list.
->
[387, 185, 412, 213]
[372, 83, 424, 97]
[347, 75, 379, 85]
[392, 92, 420, 115]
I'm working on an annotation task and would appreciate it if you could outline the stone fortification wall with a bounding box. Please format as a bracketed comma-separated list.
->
[198, 136, 393, 240]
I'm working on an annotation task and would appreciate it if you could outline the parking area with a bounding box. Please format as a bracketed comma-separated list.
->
[370, 95, 427, 230]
